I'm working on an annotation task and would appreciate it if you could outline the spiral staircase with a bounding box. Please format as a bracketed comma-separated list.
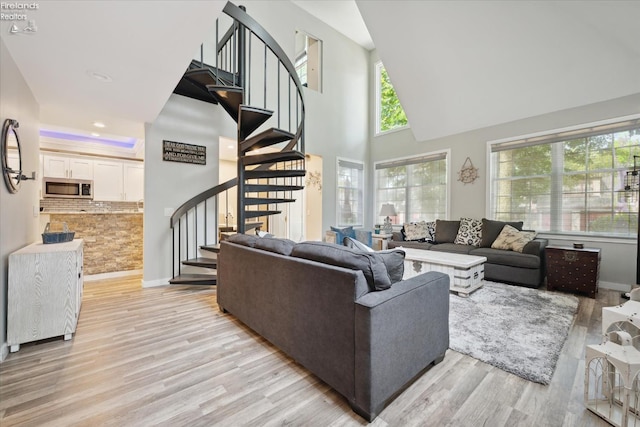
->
[169, 2, 305, 285]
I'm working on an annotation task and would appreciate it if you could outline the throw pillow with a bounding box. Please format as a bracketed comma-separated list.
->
[343, 236, 374, 252]
[454, 217, 483, 246]
[479, 219, 524, 247]
[377, 249, 405, 283]
[434, 220, 461, 243]
[491, 224, 537, 253]
[291, 242, 391, 291]
[403, 221, 430, 241]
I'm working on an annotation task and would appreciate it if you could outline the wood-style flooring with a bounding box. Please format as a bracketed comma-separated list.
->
[0, 275, 619, 426]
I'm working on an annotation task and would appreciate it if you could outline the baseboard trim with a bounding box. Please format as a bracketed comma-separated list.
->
[0, 342, 9, 362]
[599, 281, 632, 292]
[85, 269, 142, 282]
[142, 277, 171, 288]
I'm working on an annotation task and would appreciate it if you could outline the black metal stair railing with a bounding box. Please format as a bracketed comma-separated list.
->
[169, 1, 306, 283]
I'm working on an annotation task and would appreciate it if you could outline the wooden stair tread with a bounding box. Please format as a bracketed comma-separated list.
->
[169, 273, 217, 285]
[200, 244, 221, 253]
[182, 257, 217, 268]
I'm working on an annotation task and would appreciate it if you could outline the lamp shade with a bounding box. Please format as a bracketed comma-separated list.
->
[379, 203, 397, 217]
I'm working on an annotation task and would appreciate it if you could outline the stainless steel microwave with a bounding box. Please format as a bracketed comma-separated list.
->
[43, 178, 93, 199]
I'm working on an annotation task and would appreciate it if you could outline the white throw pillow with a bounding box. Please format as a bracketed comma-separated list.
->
[454, 217, 482, 246]
[491, 224, 537, 252]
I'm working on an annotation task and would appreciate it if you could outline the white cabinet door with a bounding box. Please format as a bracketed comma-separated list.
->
[43, 155, 69, 178]
[69, 158, 93, 180]
[93, 160, 124, 201]
[123, 163, 144, 201]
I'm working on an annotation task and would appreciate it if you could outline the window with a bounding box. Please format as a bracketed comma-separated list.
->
[337, 158, 364, 227]
[489, 117, 640, 237]
[375, 61, 408, 135]
[295, 31, 322, 92]
[375, 151, 448, 225]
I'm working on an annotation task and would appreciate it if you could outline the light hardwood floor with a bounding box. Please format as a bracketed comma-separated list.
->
[0, 275, 619, 426]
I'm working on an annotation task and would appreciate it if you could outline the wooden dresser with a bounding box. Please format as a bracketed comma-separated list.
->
[546, 245, 600, 298]
[7, 239, 84, 352]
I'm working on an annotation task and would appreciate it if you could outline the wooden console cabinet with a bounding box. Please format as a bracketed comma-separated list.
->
[546, 245, 600, 298]
[8, 239, 84, 352]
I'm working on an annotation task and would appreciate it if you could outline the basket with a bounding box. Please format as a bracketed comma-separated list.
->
[42, 222, 75, 244]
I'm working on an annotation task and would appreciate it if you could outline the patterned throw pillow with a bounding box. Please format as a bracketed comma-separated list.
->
[403, 221, 434, 242]
[454, 217, 483, 246]
[491, 224, 537, 252]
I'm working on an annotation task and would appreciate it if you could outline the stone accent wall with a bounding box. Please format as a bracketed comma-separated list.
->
[49, 213, 143, 275]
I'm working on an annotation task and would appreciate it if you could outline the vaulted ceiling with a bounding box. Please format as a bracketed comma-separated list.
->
[357, 0, 640, 141]
[1, 1, 638, 146]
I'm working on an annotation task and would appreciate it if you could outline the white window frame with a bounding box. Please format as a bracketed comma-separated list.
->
[374, 149, 450, 225]
[336, 157, 365, 227]
[374, 61, 409, 136]
[487, 114, 640, 239]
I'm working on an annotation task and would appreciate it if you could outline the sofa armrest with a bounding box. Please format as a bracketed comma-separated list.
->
[353, 272, 450, 420]
[522, 237, 548, 257]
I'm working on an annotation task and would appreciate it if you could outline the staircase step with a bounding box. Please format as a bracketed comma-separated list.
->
[200, 244, 220, 253]
[207, 85, 243, 122]
[174, 78, 218, 104]
[240, 128, 294, 153]
[245, 184, 304, 193]
[169, 273, 217, 285]
[242, 150, 305, 166]
[244, 197, 296, 205]
[243, 222, 263, 232]
[244, 210, 281, 219]
[245, 169, 306, 179]
[185, 67, 236, 88]
[182, 257, 217, 268]
[239, 105, 274, 140]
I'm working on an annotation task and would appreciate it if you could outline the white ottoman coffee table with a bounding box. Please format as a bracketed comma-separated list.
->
[401, 248, 486, 297]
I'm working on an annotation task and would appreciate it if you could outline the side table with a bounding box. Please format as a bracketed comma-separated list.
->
[546, 245, 601, 298]
[372, 233, 393, 251]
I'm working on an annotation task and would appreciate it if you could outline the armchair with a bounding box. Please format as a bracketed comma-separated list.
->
[325, 226, 373, 248]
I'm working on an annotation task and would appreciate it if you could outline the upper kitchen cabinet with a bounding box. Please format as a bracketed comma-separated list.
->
[123, 162, 144, 202]
[43, 154, 93, 180]
[93, 160, 124, 201]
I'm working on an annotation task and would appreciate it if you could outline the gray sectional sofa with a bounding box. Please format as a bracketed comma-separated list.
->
[217, 235, 450, 421]
[388, 219, 548, 288]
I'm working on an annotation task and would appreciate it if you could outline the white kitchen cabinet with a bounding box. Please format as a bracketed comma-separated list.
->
[7, 239, 84, 352]
[93, 160, 124, 201]
[123, 162, 144, 201]
[43, 154, 93, 180]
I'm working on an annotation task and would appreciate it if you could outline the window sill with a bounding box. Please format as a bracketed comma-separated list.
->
[537, 232, 636, 245]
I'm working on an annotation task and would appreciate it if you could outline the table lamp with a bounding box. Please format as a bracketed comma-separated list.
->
[379, 203, 396, 234]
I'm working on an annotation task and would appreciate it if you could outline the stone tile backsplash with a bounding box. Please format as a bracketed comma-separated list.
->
[40, 199, 143, 212]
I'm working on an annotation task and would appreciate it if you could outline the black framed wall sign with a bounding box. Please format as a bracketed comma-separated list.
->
[162, 140, 206, 165]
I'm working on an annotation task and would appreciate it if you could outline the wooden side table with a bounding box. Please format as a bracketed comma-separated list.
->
[372, 233, 393, 251]
[546, 245, 601, 298]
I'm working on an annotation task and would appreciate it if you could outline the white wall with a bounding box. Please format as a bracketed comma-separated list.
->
[239, 1, 370, 231]
[0, 38, 40, 361]
[143, 94, 235, 285]
[370, 45, 640, 287]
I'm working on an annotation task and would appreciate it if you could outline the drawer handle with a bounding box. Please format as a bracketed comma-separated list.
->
[564, 252, 579, 262]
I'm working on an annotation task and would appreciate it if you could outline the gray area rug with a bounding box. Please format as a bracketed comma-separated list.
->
[449, 281, 579, 385]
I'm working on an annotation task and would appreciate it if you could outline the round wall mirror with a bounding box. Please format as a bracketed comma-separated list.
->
[1, 119, 23, 194]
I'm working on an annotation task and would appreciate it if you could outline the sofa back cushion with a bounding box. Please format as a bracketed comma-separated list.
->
[480, 219, 524, 248]
[254, 237, 297, 256]
[434, 220, 460, 243]
[227, 233, 259, 247]
[291, 242, 392, 292]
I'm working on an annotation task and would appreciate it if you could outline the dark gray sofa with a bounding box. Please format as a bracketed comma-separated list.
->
[217, 237, 450, 421]
[388, 219, 548, 288]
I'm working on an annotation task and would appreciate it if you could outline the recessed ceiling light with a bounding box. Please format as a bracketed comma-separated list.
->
[87, 70, 113, 82]
[91, 132, 100, 137]
[93, 121, 105, 128]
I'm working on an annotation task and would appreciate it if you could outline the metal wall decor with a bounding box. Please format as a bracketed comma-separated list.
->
[1, 118, 35, 194]
[457, 157, 479, 184]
